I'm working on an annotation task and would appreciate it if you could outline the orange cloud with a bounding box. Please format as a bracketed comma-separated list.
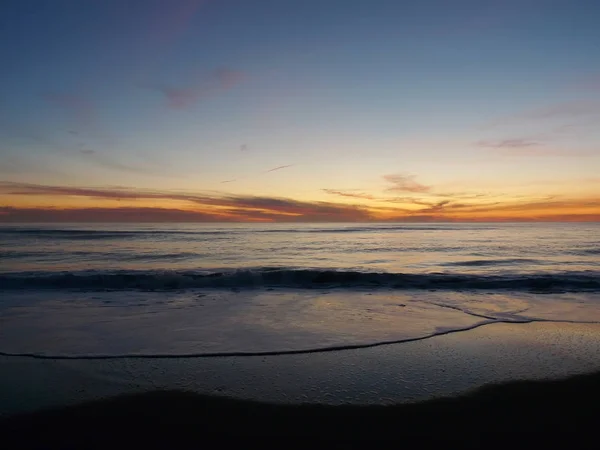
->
[1, 181, 598, 223]
[0, 206, 237, 223]
[0, 182, 373, 222]
[322, 189, 377, 200]
[383, 174, 430, 193]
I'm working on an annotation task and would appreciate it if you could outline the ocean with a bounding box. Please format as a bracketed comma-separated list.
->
[0, 222, 598, 358]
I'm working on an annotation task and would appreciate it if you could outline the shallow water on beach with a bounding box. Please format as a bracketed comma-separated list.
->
[0, 289, 599, 357]
[2, 322, 599, 414]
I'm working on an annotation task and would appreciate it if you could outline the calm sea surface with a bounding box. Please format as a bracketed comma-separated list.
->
[0, 222, 598, 357]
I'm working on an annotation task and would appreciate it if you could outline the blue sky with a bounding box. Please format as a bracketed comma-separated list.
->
[0, 0, 599, 221]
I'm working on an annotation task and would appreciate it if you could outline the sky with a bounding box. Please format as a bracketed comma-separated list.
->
[0, 0, 599, 222]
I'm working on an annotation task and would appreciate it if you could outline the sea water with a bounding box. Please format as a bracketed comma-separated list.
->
[0, 222, 598, 357]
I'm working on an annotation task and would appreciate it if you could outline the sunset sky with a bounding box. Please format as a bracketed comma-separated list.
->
[1, 0, 599, 222]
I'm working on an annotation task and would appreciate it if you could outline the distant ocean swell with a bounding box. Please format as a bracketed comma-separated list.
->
[1, 269, 598, 292]
[0, 251, 560, 262]
[0, 225, 498, 239]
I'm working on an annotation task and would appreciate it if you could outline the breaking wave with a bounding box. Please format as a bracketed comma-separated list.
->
[1, 268, 598, 292]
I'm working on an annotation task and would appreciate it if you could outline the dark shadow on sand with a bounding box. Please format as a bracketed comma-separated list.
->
[2, 370, 599, 446]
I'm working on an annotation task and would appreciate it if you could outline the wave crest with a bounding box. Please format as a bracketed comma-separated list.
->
[0, 268, 598, 292]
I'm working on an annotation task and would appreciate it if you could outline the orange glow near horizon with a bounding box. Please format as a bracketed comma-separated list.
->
[1, 181, 598, 222]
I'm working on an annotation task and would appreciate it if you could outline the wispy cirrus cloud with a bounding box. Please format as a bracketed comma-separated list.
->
[447, 198, 600, 215]
[493, 147, 592, 157]
[154, 86, 202, 109]
[265, 164, 294, 173]
[323, 189, 497, 210]
[322, 189, 377, 200]
[482, 99, 600, 130]
[147, 67, 246, 109]
[524, 100, 600, 120]
[0, 206, 228, 223]
[378, 195, 600, 222]
[475, 137, 594, 157]
[383, 174, 430, 193]
[0, 182, 155, 200]
[77, 149, 166, 175]
[574, 73, 600, 90]
[2, 182, 598, 223]
[476, 138, 541, 148]
[218, 162, 293, 185]
[483, 145, 592, 158]
[0, 181, 373, 222]
[413, 200, 451, 214]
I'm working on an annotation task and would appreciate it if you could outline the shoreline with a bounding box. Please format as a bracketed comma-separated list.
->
[1, 321, 599, 417]
[0, 318, 513, 359]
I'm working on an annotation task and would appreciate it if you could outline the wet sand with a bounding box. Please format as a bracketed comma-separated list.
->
[1, 321, 599, 417]
[1, 321, 599, 446]
[2, 370, 599, 446]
